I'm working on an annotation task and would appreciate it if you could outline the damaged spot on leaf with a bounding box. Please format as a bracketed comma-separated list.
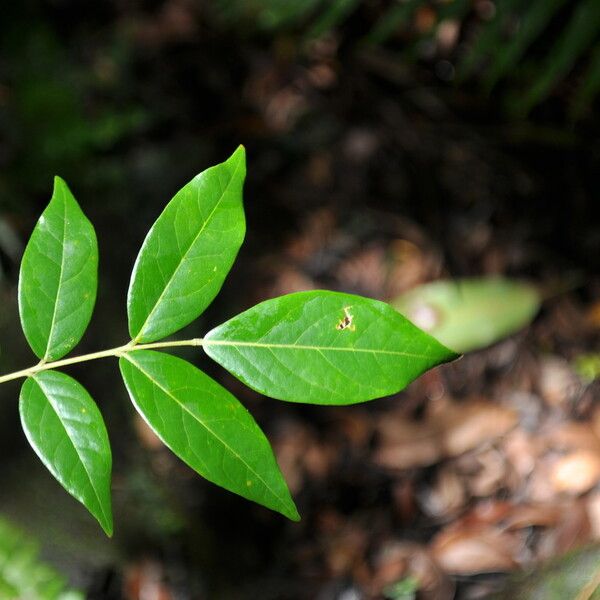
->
[336, 306, 355, 331]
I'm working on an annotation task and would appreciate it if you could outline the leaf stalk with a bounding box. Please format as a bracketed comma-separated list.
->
[0, 338, 204, 384]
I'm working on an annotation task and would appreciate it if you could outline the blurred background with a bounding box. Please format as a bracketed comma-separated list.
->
[0, 1, 599, 598]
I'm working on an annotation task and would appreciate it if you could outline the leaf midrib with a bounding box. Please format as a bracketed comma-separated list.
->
[122, 353, 291, 511]
[44, 192, 68, 360]
[134, 157, 243, 341]
[204, 338, 437, 359]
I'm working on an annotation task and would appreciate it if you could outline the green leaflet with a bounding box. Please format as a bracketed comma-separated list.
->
[18, 177, 98, 361]
[204, 291, 458, 405]
[127, 146, 246, 343]
[19, 371, 113, 536]
[391, 278, 541, 353]
[119, 350, 299, 521]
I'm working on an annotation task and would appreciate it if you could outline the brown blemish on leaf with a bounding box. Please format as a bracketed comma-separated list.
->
[336, 307, 355, 331]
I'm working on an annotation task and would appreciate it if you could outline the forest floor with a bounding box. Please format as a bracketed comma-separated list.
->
[1, 3, 599, 598]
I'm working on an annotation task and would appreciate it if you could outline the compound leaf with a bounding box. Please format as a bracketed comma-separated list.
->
[204, 290, 458, 405]
[18, 177, 98, 361]
[119, 350, 298, 521]
[19, 371, 113, 536]
[127, 146, 246, 343]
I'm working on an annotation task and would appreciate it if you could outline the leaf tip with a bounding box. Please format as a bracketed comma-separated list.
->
[52, 175, 69, 193]
[446, 346, 462, 362]
[289, 508, 302, 523]
[282, 500, 301, 522]
[230, 144, 246, 165]
[96, 495, 114, 537]
[101, 520, 114, 537]
[435, 339, 461, 365]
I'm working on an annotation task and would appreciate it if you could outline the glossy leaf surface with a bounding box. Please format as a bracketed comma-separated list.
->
[119, 350, 298, 520]
[392, 278, 540, 353]
[127, 146, 246, 343]
[204, 291, 458, 405]
[18, 177, 98, 361]
[19, 371, 113, 536]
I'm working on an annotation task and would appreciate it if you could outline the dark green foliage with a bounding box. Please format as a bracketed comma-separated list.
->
[213, 0, 600, 116]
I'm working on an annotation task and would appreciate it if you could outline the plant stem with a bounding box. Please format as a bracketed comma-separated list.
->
[0, 338, 204, 384]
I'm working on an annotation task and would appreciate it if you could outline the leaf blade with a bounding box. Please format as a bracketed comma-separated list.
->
[204, 291, 458, 405]
[127, 146, 247, 343]
[391, 277, 541, 353]
[19, 371, 113, 536]
[18, 177, 98, 361]
[119, 350, 298, 520]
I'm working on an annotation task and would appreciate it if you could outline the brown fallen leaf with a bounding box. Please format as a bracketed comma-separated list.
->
[391, 479, 418, 522]
[374, 416, 443, 470]
[535, 500, 591, 560]
[332, 410, 374, 449]
[285, 208, 337, 263]
[272, 421, 316, 494]
[453, 499, 514, 528]
[551, 450, 600, 495]
[384, 238, 437, 298]
[503, 503, 564, 531]
[527, 464, 562, 505]
[502, 429, 540, 479]
[419, 467, 467, 520]
[370, 541, 454, 600]
[322, 522, 369, 577]
[431, 525, 523, 574]
[303, 440, 337, 481]
[437, 400, 518, 458]
[374, 399, 518, 470]
[586, 492, 600, 540]
[538, 356, 582, 409]
[466, 448, 512, 498]
[123, 560, 173, 600]
[502, 500, 591, 560]
[586, 300, 600, 329]
[544, 422, 600, 454]
[590, 407, 600, 442]
[335, 245, 388, 299]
